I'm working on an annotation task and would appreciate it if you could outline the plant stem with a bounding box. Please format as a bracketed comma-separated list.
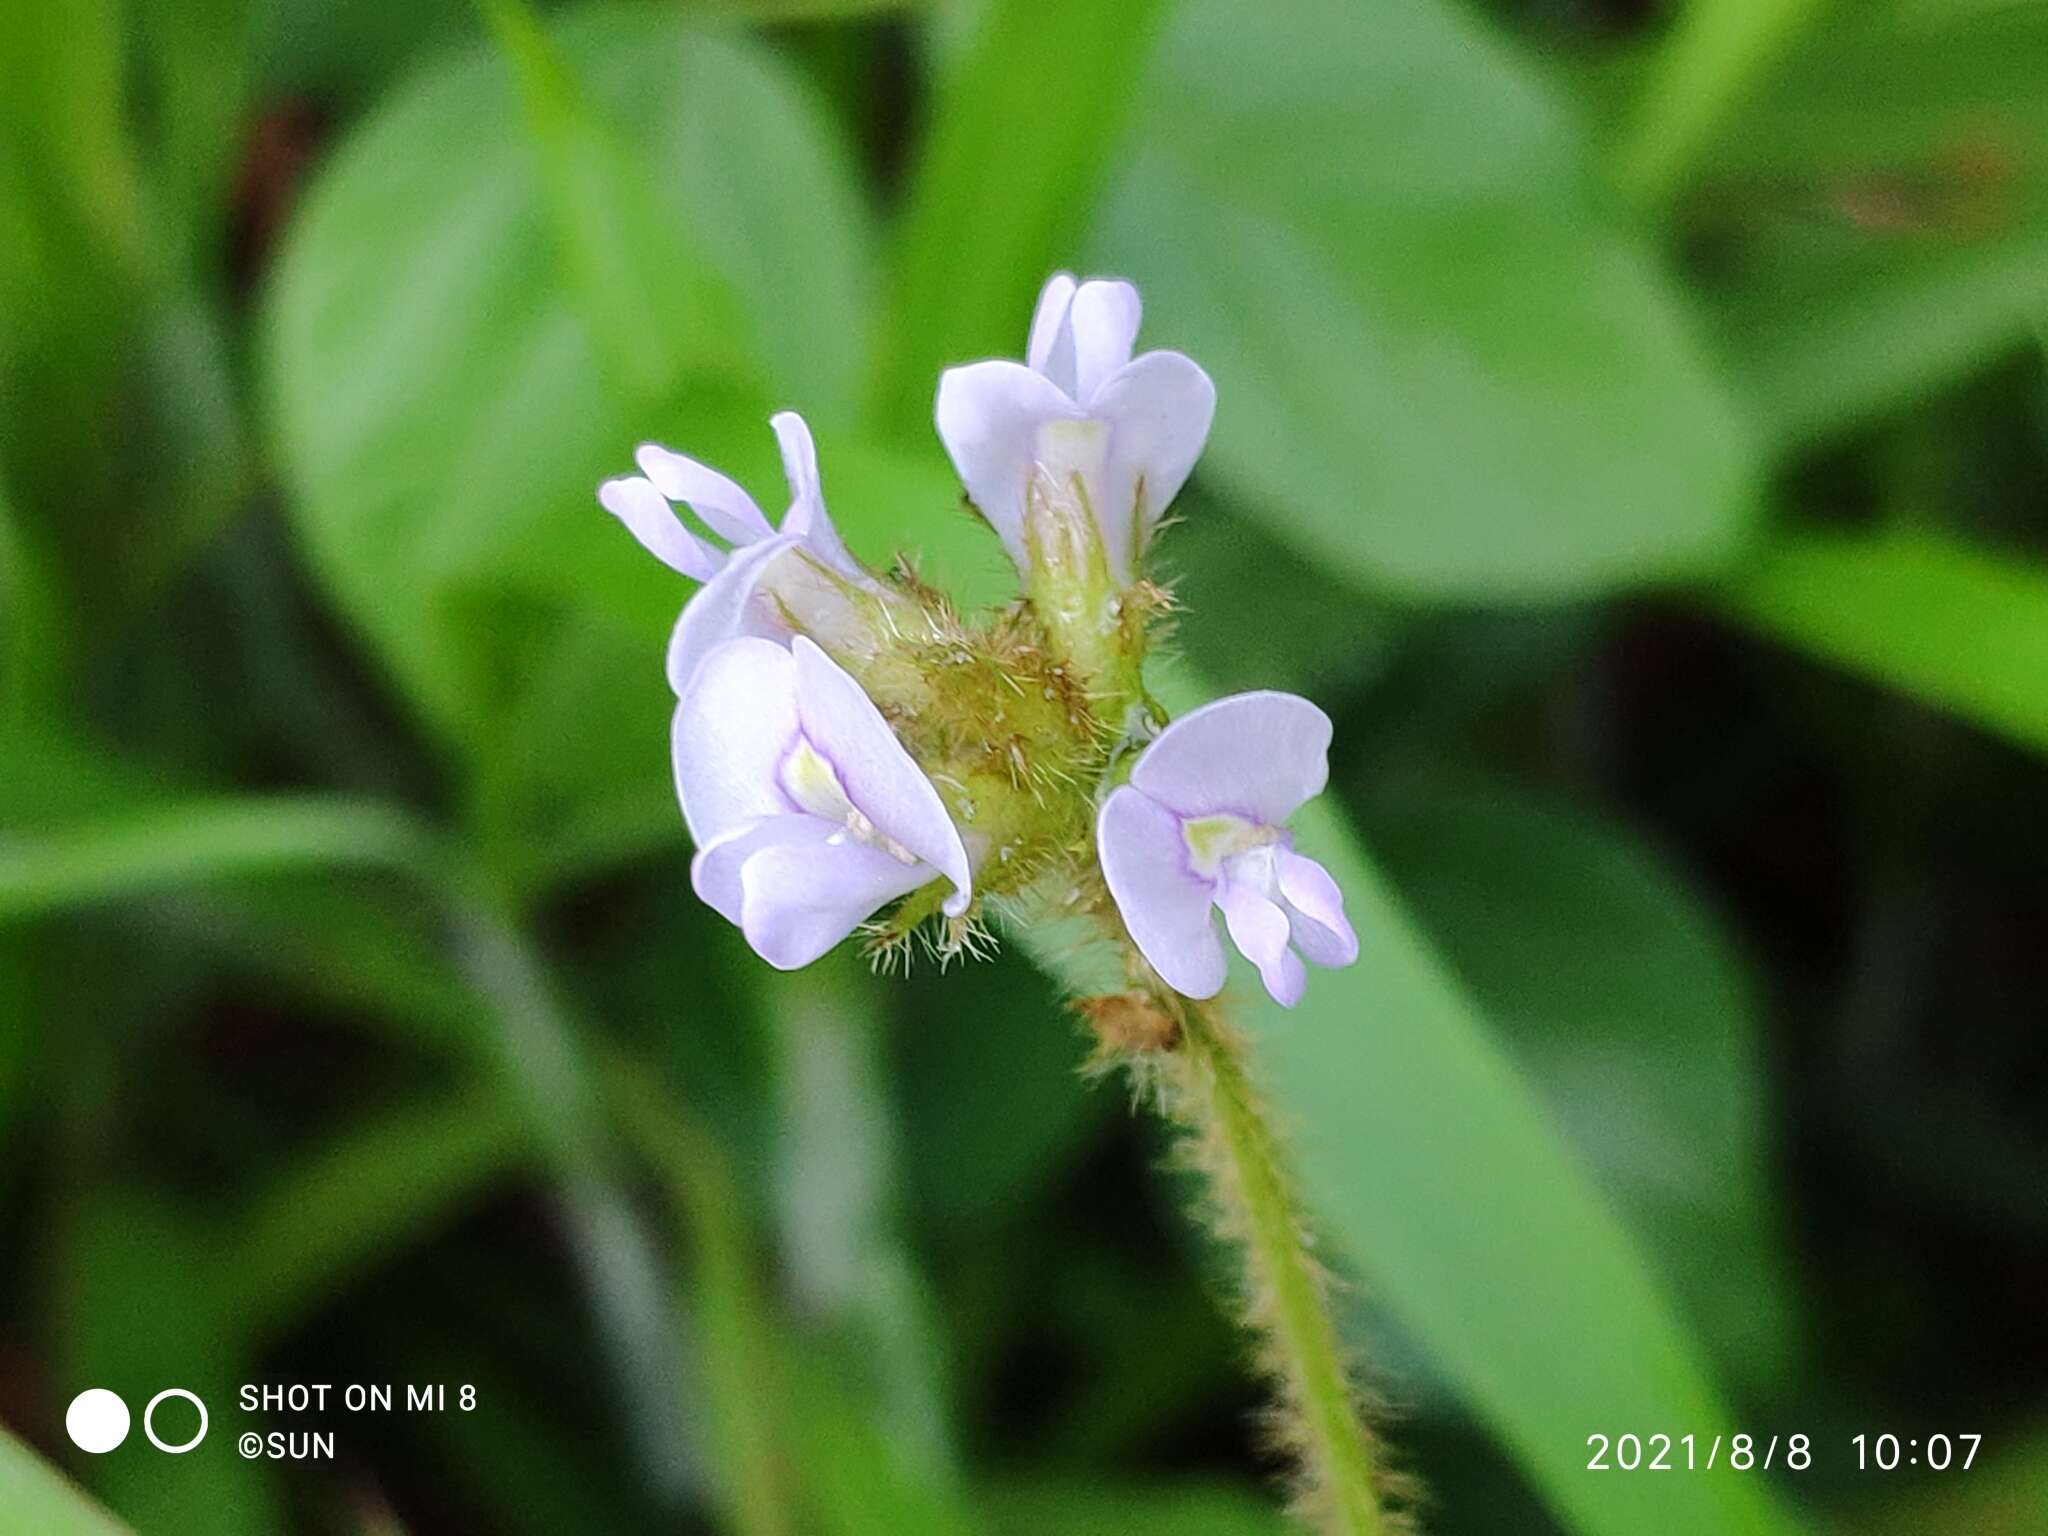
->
[1158, 996, 1396, 1535]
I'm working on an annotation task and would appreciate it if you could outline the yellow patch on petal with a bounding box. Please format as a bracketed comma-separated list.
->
[1181, 813, 1273, 877]
[781, 737, 918, 864]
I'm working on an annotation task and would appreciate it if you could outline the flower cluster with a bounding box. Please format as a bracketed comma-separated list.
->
[600, 275, 1355, 1009]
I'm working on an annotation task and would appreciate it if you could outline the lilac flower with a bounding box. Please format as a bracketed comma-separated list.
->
[599, 412, 878, 695]
[1097, 693, 1357, 1007]
[674, 634, 973, 970]
[935, 273, 1215, 585]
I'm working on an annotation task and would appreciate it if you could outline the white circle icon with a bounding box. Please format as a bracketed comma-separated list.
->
[65, 1389, 131, 1454]
[143, 1389, 208, 1454]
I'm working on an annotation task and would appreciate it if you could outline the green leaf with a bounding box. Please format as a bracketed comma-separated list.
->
[606, 1055, 801, 1536]
[1093, 0, 1758, 601]
[0, 1425, 133, 1536]
[1364, 778, 1791, 1394]
[865, 0, 1170, 434]
[215, 1083, 533, 1349]
[1712, 529, 2048, 756]
[983, 1481, 1292, 1536]
[896, 951, 1102, 1231]
[1610, 0, 1826, 207]
[479, 0, 737, 409]
[264, 8, 874, 794]
[0, 473, 62, 720]
[1692, 6, 2048, 446]
[59, 1195, 283, 1536]
[768, 963, 957, 1479]
[0, 798, 437, 923]
[138, 0, 258, 250]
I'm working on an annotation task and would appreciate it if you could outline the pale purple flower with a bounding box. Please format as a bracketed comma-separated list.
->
[935, 273, 1216, 585]
[674, 634, 973, 970]
[599, 411, 877, 696]
[1097, 693, 1357, 1007]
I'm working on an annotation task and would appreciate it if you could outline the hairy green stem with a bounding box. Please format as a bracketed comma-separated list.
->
[1156, 997, 1396, 1535]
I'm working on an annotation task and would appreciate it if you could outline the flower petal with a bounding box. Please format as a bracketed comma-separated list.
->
[1275, 847, 1358, 969]
[1068, 279, 1143, 404]
[768, 411, 860, 578]
[738, 837, 932, 970]
[934, 359, 1085, 573]
[664, 534, 803, 695]
[1091, 349, 1217, 581]
[691, 813, 834, 926]
[671, 637, 800, 843]
[789, 637, 973, 913]
[598, 476, 724, 581]
[1218, 879, 1306, 1007]
[1130, 691, 1332, 825]
[635, 443, 775, 545]
[1026, 272, 1079, 393]
[1098, 786, 1227, 999]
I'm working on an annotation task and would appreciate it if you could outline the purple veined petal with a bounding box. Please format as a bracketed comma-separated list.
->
[1068, 279, 1143, 405]
[1131, 691, 1333, 826]
[635, 443, 776, 546]
[671, 638, 800, 844]
[598, 476, 725, 582]
[664, 533, 804, 696]
[934, 359, 1086, 574]
[737, 836, 933, 970]
[1218, 878, 1306, 1007]
[1091, 350, 1217, 582]
[1026, 271, 1080, 395]
[691, 813, 835, 926]
[789, 637, 973, 914]
[1275, 846, 1358, 968]
[1098, 786, 1228, 999]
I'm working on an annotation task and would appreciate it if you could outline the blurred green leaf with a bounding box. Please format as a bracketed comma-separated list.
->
[1714, 529, 2048, 757]
[217, 1083, 532, 1347]
[0, 473, 61, 719]
[0, 797, 437, 922]
[480, 0, 737, 409]
[1365, 778, 1791, 1393]
[160, 878, 482, 1053]
[60, 1195, 282, 1536]
[1093, 0, 1758, 601]
[1851, 1419, 2048, 1536]
[607, 1054, 799, 1536]
[265, 8, 874, 843]
[866, 0, 1169, 434]
[1611, 0, 1825, 207]
[0, 0, 143, 271]
[252, 0, 474, 101]
[1694, 6, 2048, 446]
[983, 1481, 1292, 1536]
[770, 964, 957, 1480]
[0, 1424, 132, 1536]
[691, 0, 928, 16]
[784, 1353, 978, 1536]
[0, 0, 246, 630]
[139, 0, 257, 251]
[1719, 224, 2048, 449]
[896, 951, 1103, 1231]
[611, 1046, 988, 1536]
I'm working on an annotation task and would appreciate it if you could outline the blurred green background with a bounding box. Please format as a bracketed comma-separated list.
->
[3, 0, 2047, 1532]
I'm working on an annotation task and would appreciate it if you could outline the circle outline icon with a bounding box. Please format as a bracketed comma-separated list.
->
[143, 1388, 208, 1454]
[65, 1389, 131, 1454]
